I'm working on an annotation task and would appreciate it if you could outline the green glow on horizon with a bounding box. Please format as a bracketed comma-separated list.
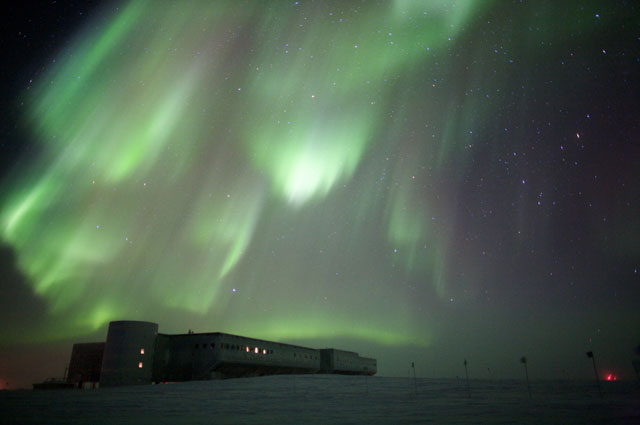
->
[234, 317, 430, 348]
[0, 0, 495, 345]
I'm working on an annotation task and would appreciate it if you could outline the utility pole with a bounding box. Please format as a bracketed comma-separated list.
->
[463, 359, 470, 398]
[586, 351, 602, 398]
[520, 356, 531, 399]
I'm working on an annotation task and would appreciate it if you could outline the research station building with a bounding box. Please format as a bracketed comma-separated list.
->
[66, 320, 377, 387]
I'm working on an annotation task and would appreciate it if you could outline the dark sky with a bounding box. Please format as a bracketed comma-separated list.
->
[0, 0, 638, 389]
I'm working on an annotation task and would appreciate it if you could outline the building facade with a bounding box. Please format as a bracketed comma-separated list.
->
[67, 320, 376, 387]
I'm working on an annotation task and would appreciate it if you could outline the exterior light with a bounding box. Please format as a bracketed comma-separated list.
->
[140, 348, 145, 355]
[138, 362, 143, 369]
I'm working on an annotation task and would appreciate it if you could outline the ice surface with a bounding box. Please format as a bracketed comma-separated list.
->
[1, 375, 639, 424]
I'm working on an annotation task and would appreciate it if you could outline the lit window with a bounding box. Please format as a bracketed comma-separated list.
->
[138, 362, 143, 369]
[140, 348, 145, 355]
[245, 346, 250, 353]
[254, 347, 259, 354]
[262, 349, 267, 355]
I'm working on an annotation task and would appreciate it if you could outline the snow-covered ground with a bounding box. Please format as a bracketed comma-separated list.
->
[1, 375, 638, 424]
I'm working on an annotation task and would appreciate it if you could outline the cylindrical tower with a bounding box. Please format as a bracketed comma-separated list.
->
[100, 320, 158, 387]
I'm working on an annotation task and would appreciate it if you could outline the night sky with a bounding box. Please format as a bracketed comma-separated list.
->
[1, 0, 639, 389]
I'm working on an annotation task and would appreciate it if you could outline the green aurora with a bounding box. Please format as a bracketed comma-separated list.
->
[3, 0, 489, 344]
[2, 0, 637, 382]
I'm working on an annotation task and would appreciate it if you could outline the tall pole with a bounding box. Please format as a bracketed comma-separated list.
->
[464, 359, 470, 398]
[586, 351, 602, 398]
[521, 356, 531, 399]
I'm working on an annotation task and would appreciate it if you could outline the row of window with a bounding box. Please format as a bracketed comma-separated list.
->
[193, 342, 274, 355]
[293, 353, 318, 360]
[191, 342, 317, 360]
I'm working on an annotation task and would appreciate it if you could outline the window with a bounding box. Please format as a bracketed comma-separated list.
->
[254, 347, 259, 354]
[195, 344, 199, 349]
[138, 362, 143, 369]
[211, 343, 215, 349]
[140, 348, 145, 355]
[262, 348, 267, 355]
[245, 346, 250, 353]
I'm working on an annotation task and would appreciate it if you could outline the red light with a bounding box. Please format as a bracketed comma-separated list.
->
[605, 373, 617, 381]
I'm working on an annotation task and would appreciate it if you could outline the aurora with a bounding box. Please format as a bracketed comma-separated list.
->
[2, 0, 487, 342]
[1, 0, 638, 385]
